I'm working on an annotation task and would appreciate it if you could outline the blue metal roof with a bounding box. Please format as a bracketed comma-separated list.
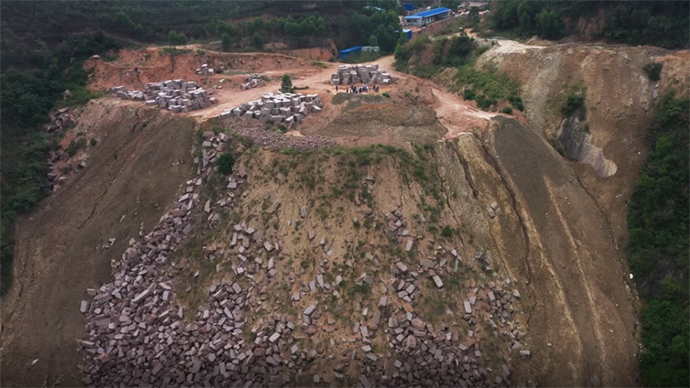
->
[409, 7, 451, 18]
[404, 15, 422, 19]
[402, 3, 415, 11]
[339, 46, 362, 54]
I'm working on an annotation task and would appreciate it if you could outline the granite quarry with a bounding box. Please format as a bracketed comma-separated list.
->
[219, 92, 323, 127]
[110, 79, 218, 113]
[330, 64, 397, 85]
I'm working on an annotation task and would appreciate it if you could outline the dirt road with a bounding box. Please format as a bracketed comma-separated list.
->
[189, 53, 497, 139]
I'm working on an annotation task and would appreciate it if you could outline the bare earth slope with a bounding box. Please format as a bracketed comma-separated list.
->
[478, 41, 690, 248]
[0, 100, 196, 386]
[478, 118, 637, 386]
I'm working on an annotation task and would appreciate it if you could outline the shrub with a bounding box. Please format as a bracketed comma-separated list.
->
[221, 33, 231, 51]
[502, 106, 513, 114]
[217, 152, 235, 175]
[382, 92, 390, 98]
[561, 93, 586, 118]
[280, 75, 294, 93]
[643, 62, 663, 82]
[65, 137, 87, 157]
[252, 33, 264, 49]
[441, 226, 454, 238]
[89, 138, 97, 146]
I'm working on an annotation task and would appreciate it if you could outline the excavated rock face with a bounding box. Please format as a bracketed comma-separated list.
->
[558, 116, 617, 177]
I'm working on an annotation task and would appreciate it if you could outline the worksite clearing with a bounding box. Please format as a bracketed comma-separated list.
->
[2, 36, 688, 388]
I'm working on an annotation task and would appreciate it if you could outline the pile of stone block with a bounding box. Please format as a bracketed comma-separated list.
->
[241, 74, 266, 90]
[330, 64, 396, 85]
[195, 63, 214, 76]
[219, 92, 322, 127]
[111, 80, 218, 113]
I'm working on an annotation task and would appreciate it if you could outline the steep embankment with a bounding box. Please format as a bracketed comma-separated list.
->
[477, 42, 690, 251]
[0, 100, 197, 386]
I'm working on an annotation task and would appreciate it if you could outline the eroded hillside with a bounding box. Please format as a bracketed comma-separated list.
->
[0, 100, 197, 386]
[477, 41, 690, 248]
[53, 112, 635, 387]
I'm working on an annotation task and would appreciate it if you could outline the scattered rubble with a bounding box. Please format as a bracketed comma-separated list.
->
[330, 64, 397, 85]
[110, 80, 217, 112]
[43, 108, 75, 133]
[219, 92, 323, 128]
[195, 63, 214, 76]
[241, 74, 268, 90]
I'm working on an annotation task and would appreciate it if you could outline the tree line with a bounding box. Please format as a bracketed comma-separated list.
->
[489, 0, 689, 49]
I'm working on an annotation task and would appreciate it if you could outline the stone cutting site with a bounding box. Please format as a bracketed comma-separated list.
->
[111, 80, 218, 113]
[219, 92, 323, 126]
[330, 64, 397, 85]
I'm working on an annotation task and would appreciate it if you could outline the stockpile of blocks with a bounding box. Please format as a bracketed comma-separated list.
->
[219, 92, 322, 127]
[111, 80, 217, 113]
[241, 74, 267, 90]
[330, 64, 396, 85]
[195, 63, 214, 76]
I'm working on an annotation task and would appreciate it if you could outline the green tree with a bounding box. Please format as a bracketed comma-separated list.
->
[281, 74, 294, 93]
[537, 9, 562, 40]
[168, 30, 187, 46]
[217, 153, 235, 175]
[368, 34, 378, 47]
[221, 33, 231, 51]
[252, 33, 264, 49]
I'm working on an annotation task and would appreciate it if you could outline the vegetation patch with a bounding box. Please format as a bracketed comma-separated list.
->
[627, 91, 689, 387]
[643, 62, 663, 82]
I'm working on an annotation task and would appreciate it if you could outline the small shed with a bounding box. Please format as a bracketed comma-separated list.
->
[402, 29, 413, 40]
[339, 46, 362, 60]
[402, 3, 415, 12]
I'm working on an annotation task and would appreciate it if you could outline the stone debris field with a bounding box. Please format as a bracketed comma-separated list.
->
[330, 64, 397, 85]
[78, 129, 530, 387]
[219, 92, 323, 127]
[110, 80, 217, 113]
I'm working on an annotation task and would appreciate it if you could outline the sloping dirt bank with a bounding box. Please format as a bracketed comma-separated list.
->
[0, 100, 196, 386]
[478, 42, 690, 250]
[470, 118, 638, 386]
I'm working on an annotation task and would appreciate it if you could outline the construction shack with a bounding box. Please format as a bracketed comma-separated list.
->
[339, 46, 362, 60]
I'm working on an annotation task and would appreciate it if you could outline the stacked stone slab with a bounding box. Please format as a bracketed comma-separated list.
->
[241, 74, 266, 90]
[111, 80, 218, 113]
[195, 63, 214, 76]
[330, 64, 396, 85]
[219, 92, 322, 127]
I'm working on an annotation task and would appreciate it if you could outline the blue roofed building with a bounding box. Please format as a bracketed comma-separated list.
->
[402, 7, 451, 27]
[339, 46, 362, 60]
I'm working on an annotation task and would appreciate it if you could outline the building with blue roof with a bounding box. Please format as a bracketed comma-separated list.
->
[402, 7, 451, 27]
[339, 46, 362, 60]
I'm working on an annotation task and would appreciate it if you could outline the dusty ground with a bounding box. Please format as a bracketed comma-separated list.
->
[0, 100, 197, 387]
